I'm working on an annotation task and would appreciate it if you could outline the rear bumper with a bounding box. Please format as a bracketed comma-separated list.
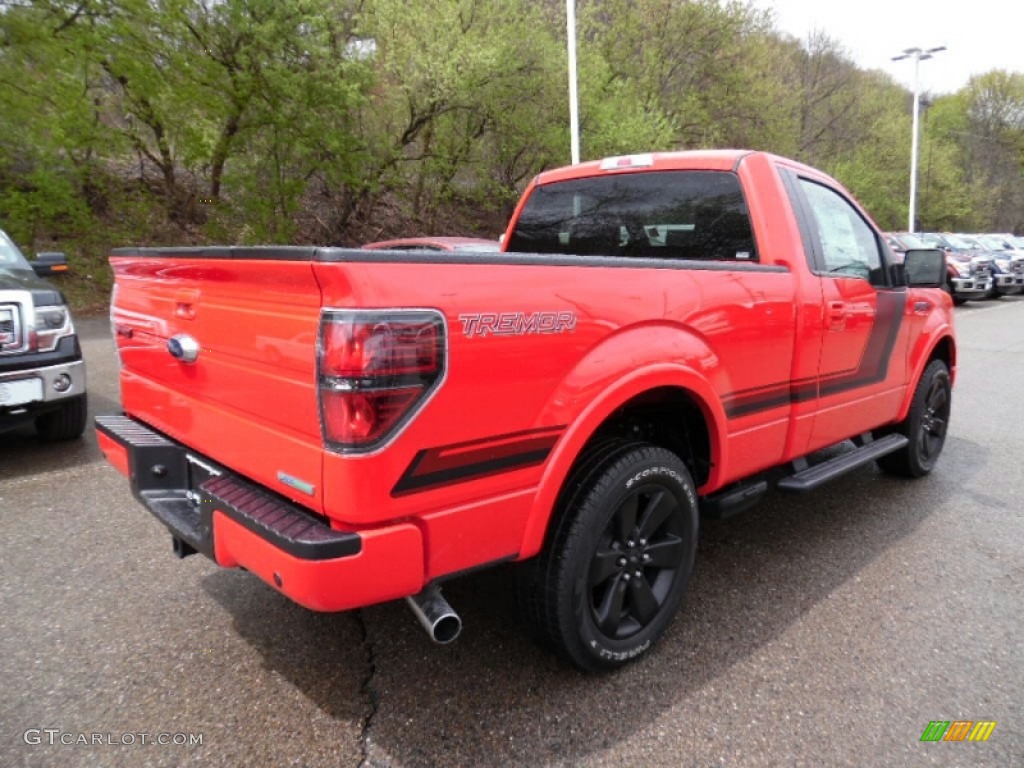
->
[95, 413, 424, 611]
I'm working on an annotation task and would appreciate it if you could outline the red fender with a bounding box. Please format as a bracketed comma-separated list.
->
[519, 362, 726, 560]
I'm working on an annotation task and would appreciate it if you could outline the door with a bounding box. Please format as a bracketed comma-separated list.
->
[794, 178, 911, 450]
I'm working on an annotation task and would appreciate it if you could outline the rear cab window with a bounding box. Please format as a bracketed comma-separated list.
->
[507, 171, 757, 262]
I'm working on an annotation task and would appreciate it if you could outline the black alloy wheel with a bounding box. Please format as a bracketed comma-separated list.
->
[877, 360, 951, 477]
[915, 369, 951, 470]
[518, 442, 699, 672]
[587, 481, 688, 640]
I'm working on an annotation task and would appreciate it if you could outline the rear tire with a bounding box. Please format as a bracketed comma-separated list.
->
[35, 394, 87, 442]
[516, 438, 634, 646]
[876, 361, 951, 477]
[518, 442, 698, 672]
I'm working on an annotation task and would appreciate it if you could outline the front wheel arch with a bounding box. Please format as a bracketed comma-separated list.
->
[897, 333, 955, 424]
[876, 359, 951, 477]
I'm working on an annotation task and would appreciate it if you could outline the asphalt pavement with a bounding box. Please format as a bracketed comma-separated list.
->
[1, 301, 1022, 767]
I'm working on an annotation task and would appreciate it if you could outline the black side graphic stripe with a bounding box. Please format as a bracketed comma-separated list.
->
[820, 290, 903, 394]
[392, 427, 564, 496]
[723, 290, 904, 418]
[724, 381, 815, 418]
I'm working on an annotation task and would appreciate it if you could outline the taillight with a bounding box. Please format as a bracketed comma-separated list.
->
[318, 310, 445, 451]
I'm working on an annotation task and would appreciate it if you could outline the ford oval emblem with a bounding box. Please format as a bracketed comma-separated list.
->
[167, 334, 200, 363]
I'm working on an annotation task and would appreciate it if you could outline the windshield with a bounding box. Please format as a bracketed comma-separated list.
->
[943, 234, 980, 250]
[918, 233, 950, 248]
[975, 235, 1010, 251]
[893, 233, 929, 249]
[0, 230, 31, 268]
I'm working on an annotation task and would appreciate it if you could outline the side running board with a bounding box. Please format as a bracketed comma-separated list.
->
[777, 433, 908, 492]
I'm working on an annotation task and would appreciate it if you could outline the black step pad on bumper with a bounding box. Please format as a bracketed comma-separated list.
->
[96, 414, 361, 561]
[201, 474, 361, 559]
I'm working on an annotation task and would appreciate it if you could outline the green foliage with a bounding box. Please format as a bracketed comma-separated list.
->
[579, 0, 778, 151]
[0, 0, 1022, 312]
[353, 0, 570, 230]
[954, 71, 1024, 231]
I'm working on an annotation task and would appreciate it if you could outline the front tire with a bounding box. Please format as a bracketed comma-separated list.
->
[876, 360, 951, 477]
[520, 443, 698, 672]
[35, 394, 87, 442]
[945, 283, 967, 306]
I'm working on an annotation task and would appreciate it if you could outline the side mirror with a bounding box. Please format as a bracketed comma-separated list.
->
[904, 248, 945, 288]
[30, 252, 68, 277]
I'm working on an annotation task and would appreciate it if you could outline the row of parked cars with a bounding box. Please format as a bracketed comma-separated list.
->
[886, 231, 1024, 305]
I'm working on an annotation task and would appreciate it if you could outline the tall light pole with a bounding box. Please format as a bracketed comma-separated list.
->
[566, 0, 580, 164]
[892, 46, 945, 232]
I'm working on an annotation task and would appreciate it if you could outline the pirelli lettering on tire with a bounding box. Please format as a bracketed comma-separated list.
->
[593, 639, 651, 662]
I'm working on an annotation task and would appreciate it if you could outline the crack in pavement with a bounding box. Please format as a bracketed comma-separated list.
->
[355, 609, 380, 768]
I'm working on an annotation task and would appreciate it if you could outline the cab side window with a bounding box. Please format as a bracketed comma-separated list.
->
[798, 179, 884, 284]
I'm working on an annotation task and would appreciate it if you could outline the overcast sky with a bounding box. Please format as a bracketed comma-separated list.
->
[757, 0, 1021, 95]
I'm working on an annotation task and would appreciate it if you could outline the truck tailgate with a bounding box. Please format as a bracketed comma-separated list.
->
[109, 248, 326, 512]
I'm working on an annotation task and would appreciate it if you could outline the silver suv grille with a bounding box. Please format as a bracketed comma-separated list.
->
[0, 303, 23, 353]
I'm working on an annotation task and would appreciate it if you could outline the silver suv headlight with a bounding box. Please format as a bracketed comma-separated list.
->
[33, 304, 74, 352]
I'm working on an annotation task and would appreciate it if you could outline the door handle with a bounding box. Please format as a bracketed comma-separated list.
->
[826, 301, 846, 329]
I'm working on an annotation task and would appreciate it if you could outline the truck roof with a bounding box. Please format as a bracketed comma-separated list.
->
[533, 149, 835, 189]
[535, 150, 753, 186]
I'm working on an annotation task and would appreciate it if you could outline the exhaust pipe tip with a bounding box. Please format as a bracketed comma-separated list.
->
[406, 585, 462, 644]
[430, 613, 462, 644]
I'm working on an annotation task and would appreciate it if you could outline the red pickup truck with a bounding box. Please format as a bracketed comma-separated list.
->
[96, 150, 955, 671]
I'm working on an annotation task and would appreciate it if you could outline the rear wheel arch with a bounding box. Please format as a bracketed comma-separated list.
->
[520, 371, 722, 561]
